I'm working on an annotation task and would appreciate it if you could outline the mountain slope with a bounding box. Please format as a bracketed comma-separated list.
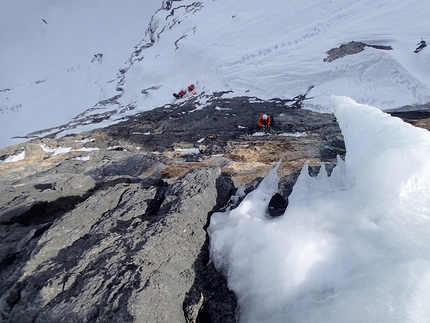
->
[1, 0, 430, 149]
[0, 95, 344, 323]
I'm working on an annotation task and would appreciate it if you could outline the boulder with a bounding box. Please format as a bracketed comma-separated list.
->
[0, 163, 235, 323]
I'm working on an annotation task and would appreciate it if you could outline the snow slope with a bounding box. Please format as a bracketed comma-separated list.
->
[120, 0, 430, 111]
[1, 0, 430, 149]
[0, 0, 162, 148]
[208, 96, 430, 323]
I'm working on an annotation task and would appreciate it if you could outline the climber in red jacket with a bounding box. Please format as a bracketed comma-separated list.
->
[257, 113, 273, 128]
[173, 90, 187, 99]
[173, 84, 195, 99]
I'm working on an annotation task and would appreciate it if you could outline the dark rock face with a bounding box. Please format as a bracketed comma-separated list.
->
[0, 154, 235, 322]
[106, 93, 339, 156]
[324, 41, 393, 62]
[268, 193, 287, 217]
[414, 40, 426, 53]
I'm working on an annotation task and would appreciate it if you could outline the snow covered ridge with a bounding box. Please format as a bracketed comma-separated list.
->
[208, 96, 430, 323]
[2, 0, 430, 149]
[0, 0, 162, 149]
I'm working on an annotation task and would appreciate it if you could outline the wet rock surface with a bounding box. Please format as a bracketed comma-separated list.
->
[1, 94, 429, 322]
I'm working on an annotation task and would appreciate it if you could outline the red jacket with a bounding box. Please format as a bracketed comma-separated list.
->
[258, 114, 272, 127]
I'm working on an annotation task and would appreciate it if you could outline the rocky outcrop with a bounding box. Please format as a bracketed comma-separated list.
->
[414, 40, 426, 53]
[0, 150, 235, 322]
[2, 93, 429, 322]
[324, 41, 393, 62]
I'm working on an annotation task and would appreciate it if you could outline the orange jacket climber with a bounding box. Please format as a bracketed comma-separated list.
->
[258, 114, 272, 128]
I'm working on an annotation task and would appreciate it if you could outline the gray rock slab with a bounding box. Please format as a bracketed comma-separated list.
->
[0, 167, 234, 323]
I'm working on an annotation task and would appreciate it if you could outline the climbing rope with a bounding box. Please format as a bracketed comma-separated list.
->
[283, 136, 346, 153]
[248, 128, 346, 153]
[323, 144, 346, 152]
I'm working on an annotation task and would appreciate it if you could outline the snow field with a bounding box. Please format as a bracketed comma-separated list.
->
[122, 0, 430, 114]
[2, 0, 430, 147]
[0, 0, 162, 148]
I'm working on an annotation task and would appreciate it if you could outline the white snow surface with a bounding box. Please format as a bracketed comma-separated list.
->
[0, 0, 161, 148]
[0, 150, 25, 163]
[2, 0, 430, 148]
[208, 96, 430, 323]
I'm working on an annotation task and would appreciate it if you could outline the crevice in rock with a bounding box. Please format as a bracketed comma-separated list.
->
[0, 254, 17, 274]
[183, 172, 237, 323]
[142, 180, 168, 219]
[8, 225, 52, 267]
[1, 194, 92, 227]
[93, 177, 133, 191]
[4, 281, 23, 310]
[388, 109, 430, 120]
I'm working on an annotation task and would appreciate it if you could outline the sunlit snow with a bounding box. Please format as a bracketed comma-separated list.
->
[0, 0, 161, 148]
[0, 150, 25, 163]
[2, 0, 430, 148]
[119, 0, 430, 113]
[208, 96, 430, 323]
